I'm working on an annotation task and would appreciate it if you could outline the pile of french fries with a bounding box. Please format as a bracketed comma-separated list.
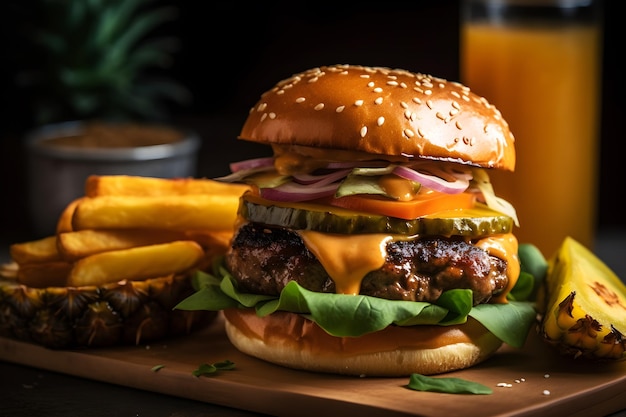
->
[5, 175, 252, 288]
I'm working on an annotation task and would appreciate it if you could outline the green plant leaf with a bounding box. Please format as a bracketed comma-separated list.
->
[517, 243, 548, 299]
[176, 266, 537, 348]
[469, 301, 535, 348]
[192, 360, 236, 377]
[406, 374, 493, 394]
[23, 0, 189, 123]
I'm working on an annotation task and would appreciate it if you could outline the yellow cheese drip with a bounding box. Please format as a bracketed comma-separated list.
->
[298, 230, 393, 295]
[378, 174, 418, 201]
[475, 233, 520, 303]
[298, 229, 519, 301]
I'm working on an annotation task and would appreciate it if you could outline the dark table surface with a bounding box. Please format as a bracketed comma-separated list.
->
[1, 229, 625, 417]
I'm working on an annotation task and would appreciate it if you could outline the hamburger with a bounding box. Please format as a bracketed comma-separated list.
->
[179, 64, 537, 376]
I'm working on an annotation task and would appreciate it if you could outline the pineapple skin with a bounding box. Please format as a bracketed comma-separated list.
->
[537, 237, 626, 361]
[0, 274, 215, 349]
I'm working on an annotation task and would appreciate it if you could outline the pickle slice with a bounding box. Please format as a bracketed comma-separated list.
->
[239, 194, 513, 237]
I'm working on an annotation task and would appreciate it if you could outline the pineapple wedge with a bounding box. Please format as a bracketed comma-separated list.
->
[537, 237, 626, 360]
[0, 272, 215, 348]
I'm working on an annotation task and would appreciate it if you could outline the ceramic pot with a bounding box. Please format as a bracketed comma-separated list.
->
[25, 121, 201, 237]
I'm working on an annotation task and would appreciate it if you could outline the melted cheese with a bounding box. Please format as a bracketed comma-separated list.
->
[378, 174, 419, 201]
[298, 231, 393, 295]
[298, 229, 519, 302]
[475, 233, 520, 303]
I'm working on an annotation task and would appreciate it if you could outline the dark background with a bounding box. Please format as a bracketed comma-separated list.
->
[1, 0, 623, 243]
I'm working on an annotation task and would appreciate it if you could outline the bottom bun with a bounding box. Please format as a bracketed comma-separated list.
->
[223, 308, 503, 376]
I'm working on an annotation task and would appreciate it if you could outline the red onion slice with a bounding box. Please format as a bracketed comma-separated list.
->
[392, 165, 470, 194]
[229, 157, 275, 173]
[325, 160, 389, 169]
[261, 181, 339, 202]
[292, 169, 352, 185]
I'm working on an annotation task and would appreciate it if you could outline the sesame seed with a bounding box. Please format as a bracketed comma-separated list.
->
[414, 87, 424, 94]
[377, 116, 385, 126]
[424, 90, 432, 95]
[450, 109, 459, 116]
[400, 82, 407, 88]
[277, 90, 285, 95]
[387, 81, 399, 86]
[374, 87, 383, 93]
[412, 97, 422, 104]
[543, 390, 551, 396]
[544, 374, 550, 378]
[308, 77, 319, 83]
[360, 126, 368, 137]
[452, 101, 461, 110]
[258, 103, 267, 112]
[455, 121, 463, 130]
[404, 128, 415, 138]
[368, 81, 375, 87]
[354, 100, 364, 107]
[418, 128, 425, 137]
[296, 97, 306, 103]
[260, 113, 268, 122]
[426, 100, 433, 109]
[269, 112, 276, 119]
[404, 110, 412, 120]
[436, 112, 446, 120]
[375, 97, 383, 105]
[314, 103, 325, 111]
[496, 383, 513, 388]
[400, 101, 408, 109]
[336, 106, 345, 113]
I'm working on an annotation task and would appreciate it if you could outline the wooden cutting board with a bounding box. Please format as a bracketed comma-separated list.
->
[1, 313, 624, 417]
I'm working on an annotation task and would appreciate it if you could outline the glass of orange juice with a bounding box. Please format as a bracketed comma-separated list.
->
[460, 0, 603, 257]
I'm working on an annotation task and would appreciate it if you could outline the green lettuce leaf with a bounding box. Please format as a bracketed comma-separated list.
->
[176, 265, 536, 348]
[406, 374, 493, 395]
[335, 166, 420, 199]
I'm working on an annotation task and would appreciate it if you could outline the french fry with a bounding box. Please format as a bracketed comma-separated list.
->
[66, 240, 204, 287]
[57, 229, 191, 260]
[0, 262, 18, 280]
[186, 230, 233, 250]
[72, 195, 241, 231]
[185, 230, 233, 269]
[10, 236, 61, 264]
[17, 261, 72, 288]
[57, 197, 84, 233]
[85, 175, 251, 197]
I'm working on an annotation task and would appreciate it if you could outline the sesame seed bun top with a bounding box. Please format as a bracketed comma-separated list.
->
[239, 64, 516, 171]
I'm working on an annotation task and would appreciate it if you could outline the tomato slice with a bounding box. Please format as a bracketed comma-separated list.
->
[319, 192, 476, 219]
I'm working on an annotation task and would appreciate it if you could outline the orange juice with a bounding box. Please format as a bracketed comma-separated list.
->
[461, 21, 602, 257]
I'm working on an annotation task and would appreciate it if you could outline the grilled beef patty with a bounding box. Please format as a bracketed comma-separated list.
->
[226, 222, 509, 305]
